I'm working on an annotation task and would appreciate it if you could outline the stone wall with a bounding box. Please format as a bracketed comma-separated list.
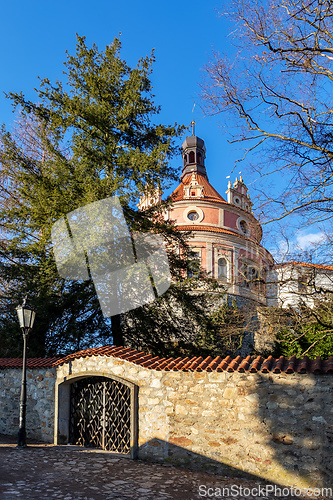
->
[1, 355, 332, 490]
[0, 367, 56, 442]
[55, 355, 332, 489]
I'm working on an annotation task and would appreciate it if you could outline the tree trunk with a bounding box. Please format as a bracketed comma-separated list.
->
[111, 314, 123, 346]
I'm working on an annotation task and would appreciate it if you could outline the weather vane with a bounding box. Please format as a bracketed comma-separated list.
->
[191, 120, 195, 136]
[191, 100, 196, 136]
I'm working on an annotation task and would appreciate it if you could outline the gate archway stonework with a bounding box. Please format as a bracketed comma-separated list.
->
[55, 371, 138, 457]
[54, 356, 168, 460]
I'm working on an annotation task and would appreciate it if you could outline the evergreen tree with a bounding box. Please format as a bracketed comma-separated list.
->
[122, 279, 241, 358]
[0, 36, 186, 357]
[198, 301, 245, 358]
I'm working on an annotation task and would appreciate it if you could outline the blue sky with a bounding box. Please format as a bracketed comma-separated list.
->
[0, 0, 325, 260]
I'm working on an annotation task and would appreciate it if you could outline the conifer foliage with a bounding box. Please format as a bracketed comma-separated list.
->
[0, 36, 184, 357]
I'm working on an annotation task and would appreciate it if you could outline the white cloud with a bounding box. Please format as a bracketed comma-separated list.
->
[295, 232, 326, 250]
[271, 230, 327, 261]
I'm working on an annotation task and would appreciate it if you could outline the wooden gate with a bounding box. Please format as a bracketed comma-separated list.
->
[69, 376, 137, 456]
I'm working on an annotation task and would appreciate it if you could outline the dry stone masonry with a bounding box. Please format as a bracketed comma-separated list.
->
[0, 366, 56, 442]
[1, 348, 332, 491]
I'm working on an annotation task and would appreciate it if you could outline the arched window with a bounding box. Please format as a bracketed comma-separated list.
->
[189, 151, 195, 163]
[197, 152, 202, 164]
[183, 154, 187, 166]
[248, 266, 259, 281]
[218, 258, 227, 280]
[187, 251, 200, 278]
[239, 220, 248, 234]
[242, 263, 260, 289]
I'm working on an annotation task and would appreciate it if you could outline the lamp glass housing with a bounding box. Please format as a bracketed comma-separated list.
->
[16, 299, 36, 331]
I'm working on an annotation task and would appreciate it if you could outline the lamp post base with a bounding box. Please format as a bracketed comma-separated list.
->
[17, 428, 27, 447]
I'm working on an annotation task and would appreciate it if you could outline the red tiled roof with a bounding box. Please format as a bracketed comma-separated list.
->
[178, 224, 250, 239]
[1, 348, 332, 374]
[274, 261, 333, 271]
[170, 173, 226, 203]
[0, 357, 61, 369]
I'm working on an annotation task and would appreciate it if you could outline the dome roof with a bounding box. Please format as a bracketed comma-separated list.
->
[182, 135, 206, 152]
[170, 173, 226, 203]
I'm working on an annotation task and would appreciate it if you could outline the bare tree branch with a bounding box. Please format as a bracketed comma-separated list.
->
[202, 0, 333, 227]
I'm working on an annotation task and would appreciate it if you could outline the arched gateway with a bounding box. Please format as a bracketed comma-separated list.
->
[55, 373, 138, 457]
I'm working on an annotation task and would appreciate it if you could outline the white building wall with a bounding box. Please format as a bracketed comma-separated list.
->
[268, 264, 333, 308]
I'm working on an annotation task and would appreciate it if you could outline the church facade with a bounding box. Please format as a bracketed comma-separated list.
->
[140, 132, 274, 306]
[139, 131, 333, 309]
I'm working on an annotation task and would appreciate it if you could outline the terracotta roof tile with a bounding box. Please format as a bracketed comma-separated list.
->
[261, 355, 274, 373]
[126, 353, 152, 364]
[170, 173, 226, 203]
[172, 357, 190, 370]
[227, 356, 242, 372]
[313, 356, 324, 374]
[297, 356, 309, 374]
[195, 356, 214, 372]
[250, 356, 264, 372]
[207, 356, 223, 371]
[272, 356, 286, 373]
[178, 225, 250, 240]
[202, 357, 216, 372]
[237, 355, 252, 372]
[180, 356, 200, 371]
[217, 356, 233, 371]
[0, 357, 61, 369]
[166, 357, 188, 371]
[141, 356, 161, 368]
[147, 358, 167, 370]
[286, 355, 297, 374]
[187, 356, 204, 371]
[325, 357, 333, 373]
[1, 347, 332, 374]
[154, 357, 175, 371]
[274, 260, 333, 271]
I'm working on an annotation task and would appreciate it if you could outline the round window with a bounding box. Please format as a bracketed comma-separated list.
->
[187, 211, 199, 221]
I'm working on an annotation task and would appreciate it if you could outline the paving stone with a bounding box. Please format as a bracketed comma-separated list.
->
[0, 435, 329, 500]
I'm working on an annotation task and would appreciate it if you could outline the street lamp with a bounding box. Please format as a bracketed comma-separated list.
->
[16, 297, 36, 447]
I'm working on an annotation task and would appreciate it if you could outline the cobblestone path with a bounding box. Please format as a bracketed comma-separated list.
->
[0, 437, 328, 500]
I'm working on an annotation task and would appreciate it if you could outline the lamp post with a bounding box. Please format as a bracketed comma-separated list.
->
[16, 297, 36, 448]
